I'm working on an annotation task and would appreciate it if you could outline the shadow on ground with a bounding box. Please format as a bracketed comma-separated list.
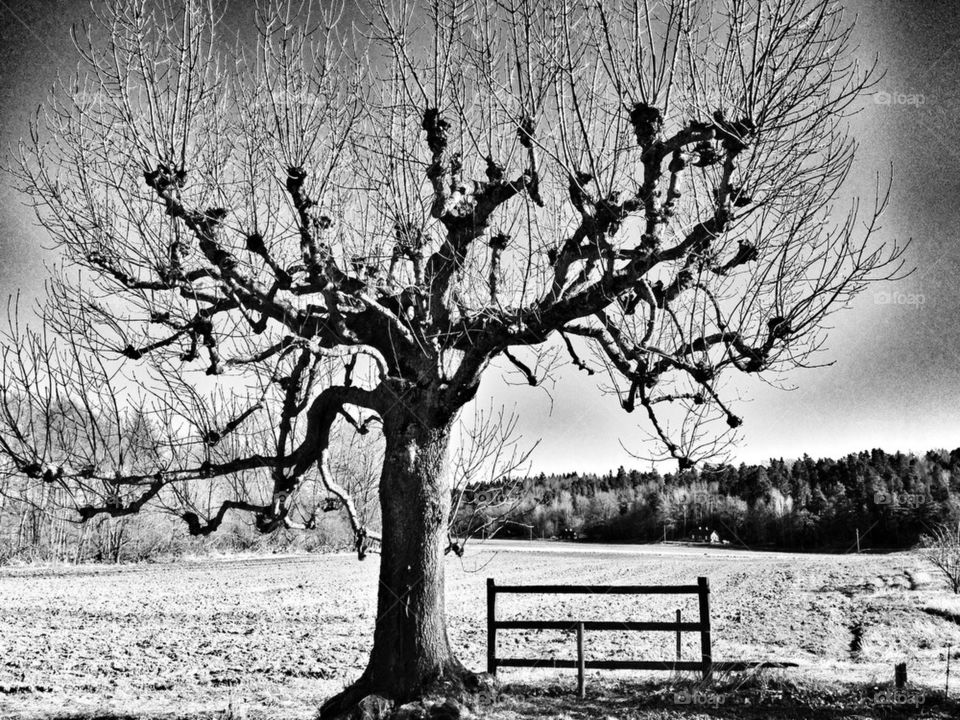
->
[43, 716, 235, 720]
[477, 677, 960, 719]
[25, 678, 960, 720]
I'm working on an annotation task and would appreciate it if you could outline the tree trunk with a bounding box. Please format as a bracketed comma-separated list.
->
[321, 412, 474, 717]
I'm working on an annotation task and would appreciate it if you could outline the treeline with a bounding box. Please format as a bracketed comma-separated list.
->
[0, 477, 356, 564]
[7, 446, 960, 562]
[0, 426, 379, 565]
[452, 448, 960, 550]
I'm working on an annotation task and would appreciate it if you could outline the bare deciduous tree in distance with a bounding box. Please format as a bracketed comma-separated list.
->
[922, 522, 960, 594]
[0, 0, 907, 714]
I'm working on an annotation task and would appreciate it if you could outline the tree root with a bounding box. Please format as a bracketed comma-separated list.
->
[319, 663, 494, 720]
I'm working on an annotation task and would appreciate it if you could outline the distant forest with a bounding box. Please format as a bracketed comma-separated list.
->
[452, 448, 960, 550]
[5, 447, 959, 563]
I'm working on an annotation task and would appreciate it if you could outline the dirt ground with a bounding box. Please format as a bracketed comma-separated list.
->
[1, 541, 958, 719]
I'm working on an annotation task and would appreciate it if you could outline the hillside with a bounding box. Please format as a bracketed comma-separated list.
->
[453, 448, 960, 550]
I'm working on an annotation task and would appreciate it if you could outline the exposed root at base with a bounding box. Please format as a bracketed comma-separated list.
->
[319, 664, 493, 720]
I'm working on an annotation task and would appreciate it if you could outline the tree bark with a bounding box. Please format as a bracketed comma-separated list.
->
[321, 409, 473, 717]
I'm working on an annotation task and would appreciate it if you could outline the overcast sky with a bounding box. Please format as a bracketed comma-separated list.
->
[1, 0, 958, 474]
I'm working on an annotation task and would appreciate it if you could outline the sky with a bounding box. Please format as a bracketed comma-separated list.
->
[1, 0, 959, 475]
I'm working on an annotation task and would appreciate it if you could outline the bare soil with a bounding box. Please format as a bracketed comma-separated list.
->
[0, 541, 958, 719]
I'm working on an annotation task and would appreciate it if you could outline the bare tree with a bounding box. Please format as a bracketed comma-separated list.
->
[447, 403, 536, 552]
[0, 0, 905, 714]
[922, 521, 960, 594]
